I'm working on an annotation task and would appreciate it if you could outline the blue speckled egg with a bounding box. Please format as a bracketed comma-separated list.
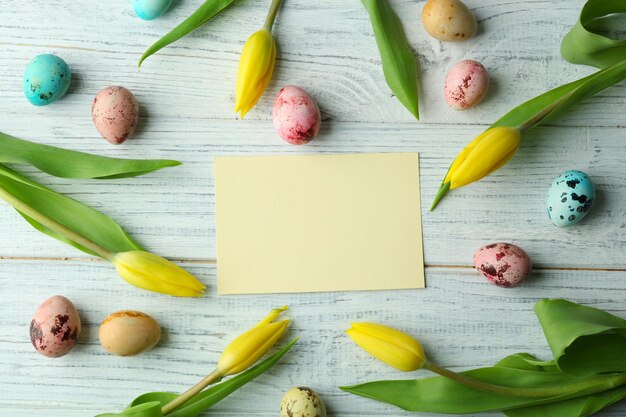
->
[133, 0, 172, 20]
[546, 170, 595, 227]
[23, 54, 71, 106]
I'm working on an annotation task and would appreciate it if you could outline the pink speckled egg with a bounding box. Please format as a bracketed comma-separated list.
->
[444, 60, 489, 110]
[30, 295, 81, 358]
[473, 242, 531, 287]
[92, 86, 139, 144]
[273, 86, 321, 145]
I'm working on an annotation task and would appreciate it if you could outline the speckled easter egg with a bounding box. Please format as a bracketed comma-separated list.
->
[273, 86, 321, 145]
[132, 0, 172, 20]
[546, 170, 595, 227]
[92, 86, 139, 144]
[422, 0, 477, 42]
[23, 54, 71, 106]
[473, 243, 532, 287]
[280, 387, 327, 417]
[30, 295, 81, 358]
[444, 60, 489, 110]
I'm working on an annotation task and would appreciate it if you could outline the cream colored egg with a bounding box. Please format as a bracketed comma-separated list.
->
[99, 310, 161, 356]
[422, 0, 477, 42]
[280, 387, 326, 417]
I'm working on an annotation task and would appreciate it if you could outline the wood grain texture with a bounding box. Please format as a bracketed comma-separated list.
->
[0, 0, 625, 416]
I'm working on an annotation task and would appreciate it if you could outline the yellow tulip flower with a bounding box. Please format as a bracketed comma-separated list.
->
[347, 322, 426, 372]
[431, 126, 521, 210]
[217, 306, 290, 376]
[113, 250, 205, 297]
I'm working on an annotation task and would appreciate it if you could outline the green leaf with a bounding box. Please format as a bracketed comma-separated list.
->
[561, 0, 626, 69]
[0, 131, 181, 179]
[535, 299, 626, 377]
[505, 385, 626, 417]
[95, 401, 163, 417]
[139, 0, 238, 67]
[361, 0, 420, 119]
[492, 58, 626, 130]
[341, 363, 626, 414]
[0, 164, 142, 256]
[129, 339, 297, 417]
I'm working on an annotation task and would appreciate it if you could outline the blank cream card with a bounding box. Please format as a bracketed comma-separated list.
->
[214, 153, 424, 294]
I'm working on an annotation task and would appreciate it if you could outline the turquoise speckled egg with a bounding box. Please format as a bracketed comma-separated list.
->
[546, 170, 595, 227]
[133, 0, 172, 20]
[23, 54, 71, 106]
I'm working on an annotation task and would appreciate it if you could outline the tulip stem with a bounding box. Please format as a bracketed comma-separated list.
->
[0, 185, 114, 260]
[161, 369, 224, 415]
[263, 0, 284, 31]
[430, 182, 450, 211]
[424, 362, 626, 399]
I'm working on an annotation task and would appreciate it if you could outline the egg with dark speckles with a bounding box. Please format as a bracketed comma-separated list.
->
[444, 60, 489, 110]
[280, 387, 326, 417]
[133, 0, 172, 20]
[23, 54, 71, 106]
[546, 170, 595, 227]
[473, 243, 532, 288]
[92, 86, 139, 145]
[30, 295, 81, 358]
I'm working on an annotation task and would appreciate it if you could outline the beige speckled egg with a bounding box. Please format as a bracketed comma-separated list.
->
[30, 295, 81, 358]
[99, 310, 160, 356]
[92, 86, 139, 145]
[422, 0, 477, 42]
[280, 387, 326, 417]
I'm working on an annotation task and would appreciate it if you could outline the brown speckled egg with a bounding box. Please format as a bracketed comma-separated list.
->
[473, 243, 532, 287]
[280, 387, 326, 417]
[444, 60, 489, 110]
[92, 86, 139, 144]
[99, 310, 161, 356]
[30, 295, 81, 358]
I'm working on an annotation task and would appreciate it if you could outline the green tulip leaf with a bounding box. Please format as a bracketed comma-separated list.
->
[129, 339, 298, 417]
[95, 401, 164, 417]
[0, 131, 180, 179]
[535, 299, 626, 377]
[0, 164, 142, 256]
[561, 0, 626, 69]
[139, 0, 238, 67]
[491, 58, 626, 131]
[361, 0, 420, 119]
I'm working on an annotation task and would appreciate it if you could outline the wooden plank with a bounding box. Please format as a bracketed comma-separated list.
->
[0, 118, 624, 268]
[0, 0, 623, 127]
[0, 260, 624, 416]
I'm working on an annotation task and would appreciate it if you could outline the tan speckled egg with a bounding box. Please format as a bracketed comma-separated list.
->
[422, 0, 477, 42]
[30, 295, 81, 358]
[99, 310, 161, 356]
[91, 86, 139, 144]
[280, 387, 326, 417]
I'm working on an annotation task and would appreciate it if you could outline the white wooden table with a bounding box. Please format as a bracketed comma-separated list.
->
[1, 1, 625, 416]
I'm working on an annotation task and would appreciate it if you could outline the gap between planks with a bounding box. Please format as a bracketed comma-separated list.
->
[0, 256, 624, 272]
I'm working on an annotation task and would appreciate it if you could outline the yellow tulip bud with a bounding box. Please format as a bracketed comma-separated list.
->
[113, 251, 205, 297]
[235, 28, 276, 119]
[347, 322, 426, 372]
[445, 126, 521, 189]
[217, 306, 290, 376]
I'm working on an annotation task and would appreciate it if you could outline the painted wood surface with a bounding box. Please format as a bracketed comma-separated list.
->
[0, 0, 624, 416]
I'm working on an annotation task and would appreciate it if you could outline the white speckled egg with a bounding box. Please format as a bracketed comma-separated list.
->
[547, 170, 595, 227]
[444, 60, 489, 110]
[280, 387, 326, 417]
[92, 86, 139, 145]
[421, 0, 477, 42]
[133, 0, 172, 20]
[30, 295, 81, 358]
[23, 54, 71, 106]
[473, 243, 532, 288]
[99, 310, 161, 356]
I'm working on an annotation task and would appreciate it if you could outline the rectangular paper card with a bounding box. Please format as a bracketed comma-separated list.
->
[214, 153, 424, 294]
